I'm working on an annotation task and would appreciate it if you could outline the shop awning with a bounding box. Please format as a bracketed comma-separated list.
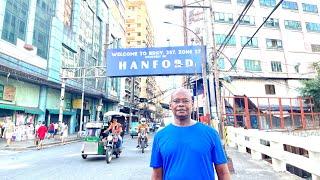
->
[24, 107, 44, 115]
[0, 103, 24, 111]
[47, 109, 76, 115]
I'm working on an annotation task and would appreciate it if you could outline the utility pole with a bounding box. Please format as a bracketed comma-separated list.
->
[58, 78, 66, 124]
[129, 77, 134, 131]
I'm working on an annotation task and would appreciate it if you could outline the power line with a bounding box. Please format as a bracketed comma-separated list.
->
[216, 0, 255, 57]
[228, 0, 284, 71]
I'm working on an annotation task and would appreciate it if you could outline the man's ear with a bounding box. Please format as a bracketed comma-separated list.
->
[169, 103, 172, 110]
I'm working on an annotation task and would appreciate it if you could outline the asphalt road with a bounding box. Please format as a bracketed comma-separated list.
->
[0, 135, 152, 180]
[0, 132, 301, 180]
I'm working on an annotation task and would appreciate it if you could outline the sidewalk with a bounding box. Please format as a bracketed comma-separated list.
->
[0, 134, 81, 151]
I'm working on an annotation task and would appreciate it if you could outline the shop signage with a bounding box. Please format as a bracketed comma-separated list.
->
[72, 99, 82, 109]
[3, 85, 16, 101]
[106, 46, 204, 77]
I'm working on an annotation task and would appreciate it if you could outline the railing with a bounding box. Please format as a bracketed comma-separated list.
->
[226, 126, 320, 180]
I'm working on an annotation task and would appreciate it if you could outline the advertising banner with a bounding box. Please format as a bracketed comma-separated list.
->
[106, 46, 205, 77]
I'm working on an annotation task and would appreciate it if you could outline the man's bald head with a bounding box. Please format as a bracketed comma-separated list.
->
[170, 88, 192, 102]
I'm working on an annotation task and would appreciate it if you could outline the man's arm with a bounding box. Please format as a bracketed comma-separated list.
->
[215, 163, 231, 180]
[151, 167, 162, 180]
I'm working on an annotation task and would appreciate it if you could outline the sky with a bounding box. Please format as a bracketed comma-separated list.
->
[144, 0, 187, 101]
[145, 0, 184, 47]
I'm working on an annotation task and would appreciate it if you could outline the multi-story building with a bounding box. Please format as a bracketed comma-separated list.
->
[184, 0, 320, 119]
[120, 0, 155, 116]
[0, 0, 124, 137]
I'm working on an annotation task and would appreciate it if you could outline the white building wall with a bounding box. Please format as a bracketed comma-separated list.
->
[206, 0, 320, 98]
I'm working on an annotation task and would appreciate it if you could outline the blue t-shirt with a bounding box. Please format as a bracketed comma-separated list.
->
[150, 122, 227, 180]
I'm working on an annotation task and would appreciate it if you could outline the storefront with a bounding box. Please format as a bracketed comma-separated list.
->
[0, 104, 44, 141]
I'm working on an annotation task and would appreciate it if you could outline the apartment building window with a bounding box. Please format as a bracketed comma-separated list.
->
[266, 39, 283, 49]
[302, 3, 318, 13]
[240, 15, 255, 26]
[137, 32, 141, 36]
[244, 59, 262, 71]
[271, 61, 282, 72]
[214, 12, 233, 24]
[137, 41, 141, 45]
[311, 44, 320, 52]
[306, 22, 320, 32]
[230, 58, 237, 70]
[33, 0, 55, 59]
[0, 84, 3, 99]
[1, 0, 29, 44]
[218, 58, 225, 70]
[284, 20, 302, 30]
[241, 36, 258, 48]
[260, 0, 276, 7]
[215, 34, 236, 46]
[137, 23, 141, 27]
[237, 0, 250, 5]
[265, 84, 275, 95]
[282, 1, 298, 10]
[264, 18, 279, 28]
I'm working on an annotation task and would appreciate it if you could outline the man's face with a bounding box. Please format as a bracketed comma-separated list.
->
[170, 90, 192, 120]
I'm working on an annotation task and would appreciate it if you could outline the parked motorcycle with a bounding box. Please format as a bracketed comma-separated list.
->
[138, 128, 148, 153]
[104, 132, 121, 163]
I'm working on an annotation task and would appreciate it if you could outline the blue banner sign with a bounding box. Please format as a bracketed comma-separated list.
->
[106, 46, 204, 77]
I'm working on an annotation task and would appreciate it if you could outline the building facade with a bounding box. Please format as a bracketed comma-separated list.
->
[0, 0, 124, 138]
[120, 0, 155, 117]
[184, 0, 320, 119]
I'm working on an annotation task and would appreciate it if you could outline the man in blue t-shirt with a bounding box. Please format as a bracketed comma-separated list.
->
[150, 88, 230, 180]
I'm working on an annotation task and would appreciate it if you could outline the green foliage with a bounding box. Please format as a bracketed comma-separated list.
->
[299, 62, 320, 111]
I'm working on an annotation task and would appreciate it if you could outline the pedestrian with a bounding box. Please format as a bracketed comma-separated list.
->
[61, 122, 68, 145]
[2, 120, 15, 147]
[48, 122, 55, 139]
[36, 122, 47, 150]
[54, 122, 59, 137]
[150, 88, 231, 180]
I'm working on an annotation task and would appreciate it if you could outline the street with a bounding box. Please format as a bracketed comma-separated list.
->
[0, 135, 152, 180]
[0, 133, 301, 180]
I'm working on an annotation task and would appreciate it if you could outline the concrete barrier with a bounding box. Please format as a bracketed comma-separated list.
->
[226, 126, 320, 180]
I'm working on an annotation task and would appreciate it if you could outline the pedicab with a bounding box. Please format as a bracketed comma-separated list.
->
[80, 122, 106, 160]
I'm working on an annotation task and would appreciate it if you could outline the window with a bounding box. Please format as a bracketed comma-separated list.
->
[260, 0, 276, 7]
[230, 58, 237, 70]
[33, 0, 55, 59]
[282, 1, 298, 10]
[237, 0, 250, 5]
[137, 23, 141, 27]
[241, 36, 258, 48]
[302, 3, 318, 13]
[137, 32, 141, 36]
[244, 59, 262, 71]
[265, 84, 275, 95]
[271, 61, 282, 72]
[284, 20, 302, 30]
[1, 0, 29, 44]
[218, 58, 225, 69]
[311, 44, 320, 52]
[264, 17, 279, 28]
[306, 22, 320, 32]
[214, 12, 233, 24]
[240, 15, 255, 26]
[0, 84, 3, 99]
[266, 39, 283, 49]
[215, 34, 236, 46]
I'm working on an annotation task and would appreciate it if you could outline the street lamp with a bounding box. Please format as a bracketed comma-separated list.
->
[163, 21, 211, 124]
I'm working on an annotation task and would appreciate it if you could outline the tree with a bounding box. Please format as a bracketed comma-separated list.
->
[299, 62, 320, 111]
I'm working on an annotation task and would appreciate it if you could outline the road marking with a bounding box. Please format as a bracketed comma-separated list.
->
[0, 163, 29, 170]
